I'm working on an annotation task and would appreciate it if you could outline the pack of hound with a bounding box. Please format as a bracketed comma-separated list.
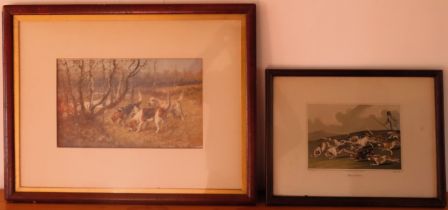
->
[111, 91, 185, 133]
[311, 131, 401, 166]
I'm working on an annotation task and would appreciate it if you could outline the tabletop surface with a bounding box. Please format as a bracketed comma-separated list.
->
[0, 191, 444, 210]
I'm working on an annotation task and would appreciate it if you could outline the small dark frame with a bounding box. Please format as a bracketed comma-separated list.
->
[265, 69, 446, 207]
[3, 4, 256, 205]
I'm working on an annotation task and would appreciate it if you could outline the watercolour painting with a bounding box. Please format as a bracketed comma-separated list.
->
[57, 58, 203, 148]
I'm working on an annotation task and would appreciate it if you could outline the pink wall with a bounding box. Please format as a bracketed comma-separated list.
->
[1, 0, 447, 190]
[257, 0, 448, 191]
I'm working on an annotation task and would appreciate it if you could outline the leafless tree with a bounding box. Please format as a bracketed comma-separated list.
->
[57, 58, 146, 120]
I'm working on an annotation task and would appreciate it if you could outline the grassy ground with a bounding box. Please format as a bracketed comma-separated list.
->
[308, 133, 401, 170]
[57, 84, 203, 148]
[308, 153, 401, 170]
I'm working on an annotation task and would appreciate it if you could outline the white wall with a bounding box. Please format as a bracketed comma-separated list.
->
[1, 0, 447, 191]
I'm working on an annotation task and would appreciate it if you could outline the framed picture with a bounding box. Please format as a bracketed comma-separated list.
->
[265, 69, 446, 207]
[3, 4, 256, 204]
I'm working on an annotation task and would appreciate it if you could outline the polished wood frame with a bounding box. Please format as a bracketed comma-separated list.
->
[3, 4, 256, 204]
[265, 69, 446, 207]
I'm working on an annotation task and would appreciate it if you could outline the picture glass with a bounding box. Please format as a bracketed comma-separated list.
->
[308, 104, 401, 169]
[15, 14, 245, 193]
[273, 76, 437, 198]
[57, 58, 203, 148]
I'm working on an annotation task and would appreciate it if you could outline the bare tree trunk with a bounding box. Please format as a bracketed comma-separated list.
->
[130, 85, 135, 103]
[58, 66, 70, 110]
[62, 60, 79, 118]
[87, 61, 97, 114]
[76, 60, 87, 117]
[101, 60, 108, 105]
[90, 60, 117, 111]
[60, 59, 145, 119]
[152, 60, 157, 87]
[94, 59, 145, 116]
[116, 70, 125, 100]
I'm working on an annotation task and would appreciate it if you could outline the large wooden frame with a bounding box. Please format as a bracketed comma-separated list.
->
[266, 69, 445, 207]
[3, 4, 256, 204]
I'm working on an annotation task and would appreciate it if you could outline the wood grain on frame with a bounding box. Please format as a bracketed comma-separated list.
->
[3, 4, 256, 205]
[265, 69, 445, 207]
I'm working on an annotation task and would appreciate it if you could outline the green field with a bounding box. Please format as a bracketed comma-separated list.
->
[308, 132, 401, 170]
